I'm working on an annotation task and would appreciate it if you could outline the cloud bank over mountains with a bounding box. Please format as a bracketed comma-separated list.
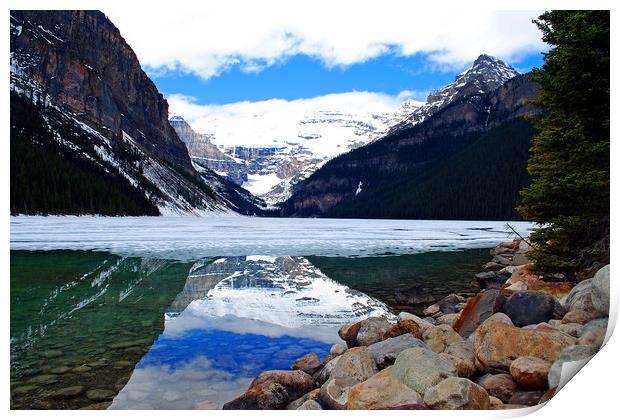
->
[106, 3, 545, 81]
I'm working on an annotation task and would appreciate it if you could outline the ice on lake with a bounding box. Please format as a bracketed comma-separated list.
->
[10, 216, 535, 260]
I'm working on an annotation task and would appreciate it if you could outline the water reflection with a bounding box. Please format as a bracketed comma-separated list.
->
[11, 250, 486, 409]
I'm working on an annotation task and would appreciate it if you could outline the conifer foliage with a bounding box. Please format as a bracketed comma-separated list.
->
[518, 11, 610, 273]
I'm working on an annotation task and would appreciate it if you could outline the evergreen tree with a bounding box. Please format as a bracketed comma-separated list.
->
[518, 11, 610, 273]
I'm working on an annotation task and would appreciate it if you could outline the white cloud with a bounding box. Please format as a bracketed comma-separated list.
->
[104, 2, 546, 80]
[167, 90, 421, 149]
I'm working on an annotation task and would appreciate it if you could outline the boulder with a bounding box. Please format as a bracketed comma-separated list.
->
[292, 353, 323, 375]
[423, 377, 490, 410]
[590, 265, 610, 316]
[329, 344, 346, 357]
[576, 318, 607, 347]
[554, 323, 583, 337]
[502, 291, 556, 327]
[436, 313, 460, 328]
[383, 319, 422, 339]
[367, 333, 427, 368]
[297, 400, 322, 410]
[286, 389, 320, 410]
[338, 322, 362, 348]
[329, 349, 378, 386]
[561, 309, 599, 325]
[313, 355, 340, 385]
[223, 380, 289, 410]
[398, 312, 435, 335]
[564, 279, 599, 314]
[356, 317, 391, 346]
[477, 373, 518, 403]
[527, 280, 574, 299]
[489, 396, 504, 409]
[250, 370, 316, 401]
[508, 391, 545, 406]
[483, 261, 506, 270]
[319, 378, 350, 410]
[441, 341, 477, 378]
[453, 289, 506, 338]
[346, 367, 421, 409]
[473, 322, 576, 371]
[482, 312, 514, 327]
[509, 356, 550, 390]
[436, 294, 465, 314]
[548, 345, 598, 389]
[423, 324, 463, 353]
[392, 347, 457, 395]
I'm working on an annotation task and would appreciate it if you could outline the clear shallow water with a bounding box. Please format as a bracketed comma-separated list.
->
[10, 217, 530, 409]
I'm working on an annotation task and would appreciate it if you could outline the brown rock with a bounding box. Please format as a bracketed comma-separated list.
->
[473, 322, 576, 371]
[286, 389, 320, 410]
[478, 373, 518, 403]
[250, 370, 316, 401]
[423, 377, 490, 410]
[453, 289, 507, 338]
[561, 309, 599, 325]
[383, 319, 422, 340]
[346, 367, 421, 410]
[527, 280, 574, 299]
[508, 390, 545, 406]
[509, 356, 550, 390]
[292, 353, 323, 375]
[223, 380, 288, 410]
[489, 396, 504, 409]
[338, 322, 361, 348]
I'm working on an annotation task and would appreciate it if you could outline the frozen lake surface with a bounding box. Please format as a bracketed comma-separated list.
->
[10, 216, 535, 259]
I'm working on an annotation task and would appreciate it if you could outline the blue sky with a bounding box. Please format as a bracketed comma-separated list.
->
[148, 51, 544, 105]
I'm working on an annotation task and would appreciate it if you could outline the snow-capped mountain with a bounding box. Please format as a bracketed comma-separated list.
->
[172, 54, 519, 205]
[386, 54, 520, 133]
[172, 101, 423, 204]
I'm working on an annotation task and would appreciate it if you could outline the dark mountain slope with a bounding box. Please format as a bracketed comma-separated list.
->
[280, 75, 539, 219]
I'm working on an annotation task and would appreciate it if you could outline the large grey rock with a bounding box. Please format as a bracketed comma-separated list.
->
[319, 378, 350, 410]
[356, 317, 391, 346]
[441, 341, 477, 378]
[286, 389, 320, 410]
[313, 355, 340, 385]
[423, 377, 490, 409]
[367, 333, 427, 368]
[297, 400, 322, 410]
[548, 345, 598, 389]
[329, 349, 378, 386]
[502, 291, 556, 327]
[250, 370, 316, 401]
[591, 265, 610, 316]
[392, 347, 457, 395]
[346, 367, 421, 409]
[577, 318, 608, 347]
[564, 279, 600, 314]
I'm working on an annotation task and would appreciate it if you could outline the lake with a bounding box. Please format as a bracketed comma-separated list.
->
[10, 217, 534, 409]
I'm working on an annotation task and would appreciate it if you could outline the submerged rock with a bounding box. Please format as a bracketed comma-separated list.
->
[86, 389, 115, 401]
[49, 386, 85, 399]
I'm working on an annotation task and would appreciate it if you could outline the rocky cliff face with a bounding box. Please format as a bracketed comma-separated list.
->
[10, 10, 267, 216]
[11, 10, 192, 171]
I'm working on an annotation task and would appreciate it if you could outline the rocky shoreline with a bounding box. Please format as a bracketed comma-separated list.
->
[222, 239, 611, 410]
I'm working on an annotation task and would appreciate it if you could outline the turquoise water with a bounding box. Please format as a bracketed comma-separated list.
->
[10, 249, 489, 409]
